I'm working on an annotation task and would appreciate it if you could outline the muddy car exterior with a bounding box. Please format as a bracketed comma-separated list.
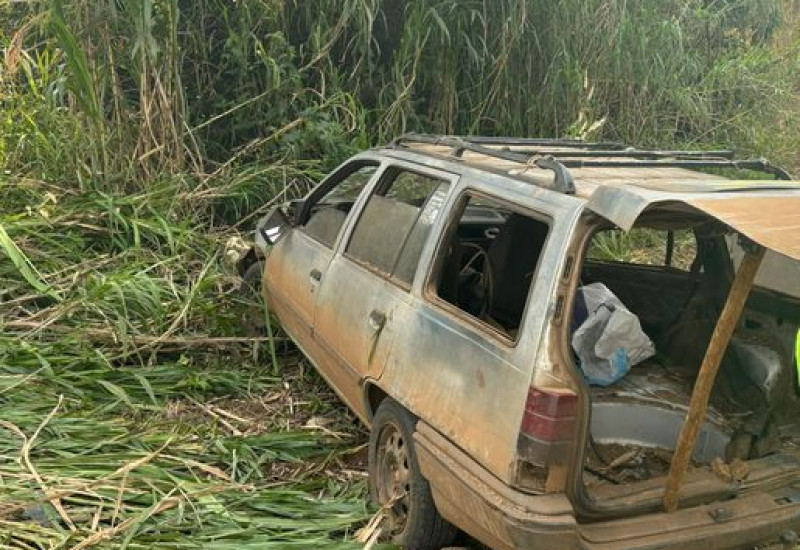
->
[253, 135, 800, 550]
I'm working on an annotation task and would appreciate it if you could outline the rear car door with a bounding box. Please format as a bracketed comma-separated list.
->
[265, 160, 381, 353]
[313, 164, 456, 419]
[381, 187, 563, 484]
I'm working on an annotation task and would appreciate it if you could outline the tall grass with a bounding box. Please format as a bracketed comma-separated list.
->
[0, 177, 379, 548]
[289, 0, 799, 161]
[2, 0, 798, 192]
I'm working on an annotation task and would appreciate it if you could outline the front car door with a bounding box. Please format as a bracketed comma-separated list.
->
[313, 163, 457, 420]
[265, 159, 381, 357]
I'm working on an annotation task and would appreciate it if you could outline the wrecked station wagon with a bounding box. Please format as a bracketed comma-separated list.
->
[246, 134, 800, 550]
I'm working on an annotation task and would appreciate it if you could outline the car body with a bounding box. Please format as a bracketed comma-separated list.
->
[254, 134, 800, 550]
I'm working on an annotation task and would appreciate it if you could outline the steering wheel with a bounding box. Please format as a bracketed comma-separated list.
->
[458, 242, 494, 318]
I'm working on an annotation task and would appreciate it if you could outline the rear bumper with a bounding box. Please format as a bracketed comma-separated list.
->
[414, 421, 800, 550]
[580, 491, 800, 550]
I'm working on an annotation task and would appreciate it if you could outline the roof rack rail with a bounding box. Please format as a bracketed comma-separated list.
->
[498, 148, 736, 160]
[556, 159, 793, 181]
[449, 135, 628, 150]
[392, 133, 734, 160]
[389, 133, 794, 182]
[391, 133, 625, 151]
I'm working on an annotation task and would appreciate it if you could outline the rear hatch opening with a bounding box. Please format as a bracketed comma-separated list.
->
[566, 208, 800, 520]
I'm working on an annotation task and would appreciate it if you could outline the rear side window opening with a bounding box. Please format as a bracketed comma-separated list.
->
[588, 227, 697, 272]
[568, 213, 800, 507]
[428, 192, 550, 342]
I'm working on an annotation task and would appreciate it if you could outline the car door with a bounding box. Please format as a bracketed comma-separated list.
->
[265, 159, 382, 355]
[313, 164, 456, 419]
[380, 187, 565, 482]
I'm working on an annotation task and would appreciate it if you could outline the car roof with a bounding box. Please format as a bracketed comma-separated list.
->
[372, 135, 800, 262]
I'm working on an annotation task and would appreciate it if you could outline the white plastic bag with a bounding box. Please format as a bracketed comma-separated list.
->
[571, 283, 655, 386]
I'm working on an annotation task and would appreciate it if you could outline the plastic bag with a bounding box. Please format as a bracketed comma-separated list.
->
[571, 282, 656, 386]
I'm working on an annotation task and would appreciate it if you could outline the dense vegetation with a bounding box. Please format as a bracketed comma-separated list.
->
[1, 1, 798, 547]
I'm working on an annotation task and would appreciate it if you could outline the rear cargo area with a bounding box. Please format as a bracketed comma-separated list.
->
[573, 214, 800, 508]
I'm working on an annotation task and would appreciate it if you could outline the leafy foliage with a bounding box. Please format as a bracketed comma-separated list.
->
[2, 0, 798, 191]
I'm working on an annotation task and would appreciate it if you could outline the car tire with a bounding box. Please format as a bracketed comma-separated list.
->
[368, 399, 458, 550]
[239, 261, 266, 336]
[240, 260, 265, 296]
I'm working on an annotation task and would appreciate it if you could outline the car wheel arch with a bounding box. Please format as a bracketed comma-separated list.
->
[363, 381, 389, 425]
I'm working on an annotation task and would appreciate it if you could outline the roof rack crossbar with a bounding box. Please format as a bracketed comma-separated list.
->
[390, 134, 533, 164]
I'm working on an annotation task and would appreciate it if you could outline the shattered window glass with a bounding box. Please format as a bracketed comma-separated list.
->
[322, 165, 378, 202]
[302, 163, 378, 248]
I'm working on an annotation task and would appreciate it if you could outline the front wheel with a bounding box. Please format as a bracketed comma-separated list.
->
[368, 400, 457, 549]
[239, 260, 266, 336]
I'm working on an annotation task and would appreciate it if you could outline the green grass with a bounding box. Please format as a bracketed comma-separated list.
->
[0, 340, 378, 548]
[0, 176, 387, 549]
[589, 229, 697, 270]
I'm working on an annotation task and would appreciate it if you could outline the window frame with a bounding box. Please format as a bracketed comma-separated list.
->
[296, 159, 383, 249]
[341, 163, 458, 291]
[422, 188, 554, 347]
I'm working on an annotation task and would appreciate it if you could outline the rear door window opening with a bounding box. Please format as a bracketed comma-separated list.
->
[427, 192, 551, 342]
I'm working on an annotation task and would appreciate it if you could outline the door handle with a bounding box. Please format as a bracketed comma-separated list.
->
[368, 309, 387, 331]
[309, 268, 322, 283]
[368, 309, 387, 366]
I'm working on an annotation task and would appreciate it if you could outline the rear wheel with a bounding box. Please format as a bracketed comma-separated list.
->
[368, 400, 457, 549]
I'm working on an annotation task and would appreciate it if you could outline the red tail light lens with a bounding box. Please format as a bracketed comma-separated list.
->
[521, 387, 578, 441]
[516, 386, 579, 491]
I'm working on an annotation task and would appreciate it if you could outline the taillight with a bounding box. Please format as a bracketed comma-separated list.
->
[521, 387, 578, 441]
[516, 386, 578, 492]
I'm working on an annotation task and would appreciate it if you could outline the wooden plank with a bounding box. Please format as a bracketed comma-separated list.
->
[663, 244, 765, 513]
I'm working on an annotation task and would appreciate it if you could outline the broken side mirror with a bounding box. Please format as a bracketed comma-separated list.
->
[256, 205, 291, 248]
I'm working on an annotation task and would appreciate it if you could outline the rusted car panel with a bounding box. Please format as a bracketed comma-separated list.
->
[578, 493, 800, 550]
[417, 420, 800, 550]
[258, 134, 800, 549]
[265, 230, 332, 341]
[415, 421, 581, 550]
[378, 177, 583, 482]
[688, 196, 800, 261]
[314, 257, 408, 379]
